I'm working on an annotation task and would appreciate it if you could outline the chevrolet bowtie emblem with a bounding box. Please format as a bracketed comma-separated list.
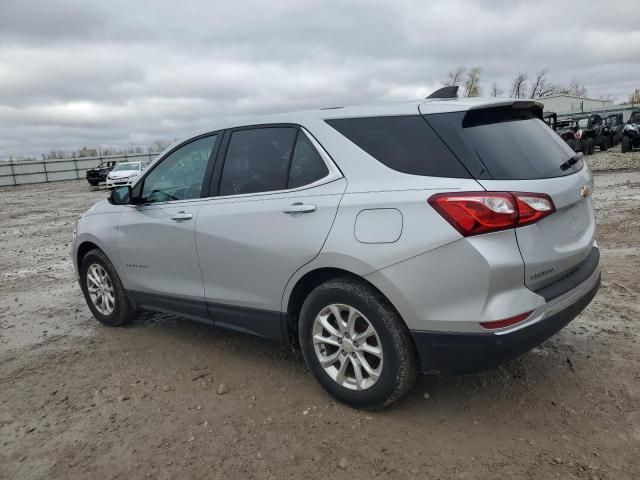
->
[580, 185, 592, 197]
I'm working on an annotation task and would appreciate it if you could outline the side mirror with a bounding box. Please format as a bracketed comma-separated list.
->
[109, 185, 132, 205]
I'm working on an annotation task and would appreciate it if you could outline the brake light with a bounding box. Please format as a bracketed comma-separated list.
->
[428, 192, 555, 237]
[480, 311, 533, 330]
[574, 129, 583, 140]
[515, 194, 555, 226]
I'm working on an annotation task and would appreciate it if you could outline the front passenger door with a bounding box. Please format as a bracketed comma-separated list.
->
[116, 135, 219, 316]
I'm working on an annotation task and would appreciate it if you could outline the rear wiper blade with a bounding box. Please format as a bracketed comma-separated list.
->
[560, 152, 583, 171]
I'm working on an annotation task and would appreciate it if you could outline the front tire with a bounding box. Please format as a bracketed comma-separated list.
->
[80, 249, 135, 327]
[600, 137, 608, 151]
[584, 138, 595, 155]
[298, 278, 417, 410]
[621, 136, 631, 153]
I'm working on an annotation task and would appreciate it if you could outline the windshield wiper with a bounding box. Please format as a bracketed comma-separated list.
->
[560, 152, 583, 171]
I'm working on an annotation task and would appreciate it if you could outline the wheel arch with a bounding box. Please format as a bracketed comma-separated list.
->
[284, 266, 408, 345]
[77, 240, 102, 267]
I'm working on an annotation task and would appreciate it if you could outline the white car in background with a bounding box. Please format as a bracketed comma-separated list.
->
[106, 162, 146, 188]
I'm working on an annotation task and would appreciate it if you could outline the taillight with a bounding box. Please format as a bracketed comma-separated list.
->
[574, 129, 583, 140]
[428, 192, 555, 237]
[515, 194, 555, 226]
[480, 311, 533, 330]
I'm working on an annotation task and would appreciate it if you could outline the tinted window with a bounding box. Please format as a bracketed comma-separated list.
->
[141, 135, 217, 203]
[326, 115, 470, 178]
[454, 108, 581, 179]
[219, 127, 297, 196]
[288, 132, 329, 188]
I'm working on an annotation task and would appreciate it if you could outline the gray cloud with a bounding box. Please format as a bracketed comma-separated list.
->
[1, 0, 639, 158]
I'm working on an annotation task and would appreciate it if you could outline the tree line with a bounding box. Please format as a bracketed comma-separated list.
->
[443, 66, 591, 99]
[6, 139, 175, 163]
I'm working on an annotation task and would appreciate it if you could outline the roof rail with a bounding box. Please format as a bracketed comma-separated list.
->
[426, 86, 458, 99]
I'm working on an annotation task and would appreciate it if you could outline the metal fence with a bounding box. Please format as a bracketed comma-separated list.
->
[0, 153, 159, 187]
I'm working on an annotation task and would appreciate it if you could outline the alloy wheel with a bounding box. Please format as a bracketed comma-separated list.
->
[312, 304, 384, 391]
[86, 263, 115, 316]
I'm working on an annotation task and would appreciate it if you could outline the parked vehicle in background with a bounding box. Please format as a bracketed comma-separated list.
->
[543, 111, 557, 130]
[554, 118, 583, 153]
[86, 161, 117, 186]
[105, 161, 146, 188]
[72, 94, 600, 409]
[605, 113, 624, 146]
[621, 110, 640, 153]
[574, 114, 608, 154]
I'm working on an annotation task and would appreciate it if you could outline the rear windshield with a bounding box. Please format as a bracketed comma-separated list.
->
[425, 107, 583, 180]
[325, 115, 470, 178]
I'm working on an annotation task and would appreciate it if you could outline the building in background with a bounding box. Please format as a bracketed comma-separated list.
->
[537, 94, 614, 115]
[537, 93, 638, 122]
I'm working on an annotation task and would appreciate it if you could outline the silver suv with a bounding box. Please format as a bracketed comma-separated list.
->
[72, 94, 600, 409]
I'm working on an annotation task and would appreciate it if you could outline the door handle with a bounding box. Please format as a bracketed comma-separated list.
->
[171, 211, 193, 221]
[283, 203, 317, 214]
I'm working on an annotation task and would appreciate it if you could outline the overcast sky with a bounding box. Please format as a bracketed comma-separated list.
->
[1, 0, 639, 159]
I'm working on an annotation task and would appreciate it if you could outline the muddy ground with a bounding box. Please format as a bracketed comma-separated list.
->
[1, 149, 639, 479]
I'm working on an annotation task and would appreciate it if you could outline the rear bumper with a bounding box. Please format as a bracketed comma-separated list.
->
[410, 267, 600, 374]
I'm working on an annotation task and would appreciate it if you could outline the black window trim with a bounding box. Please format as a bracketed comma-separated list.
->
[131, 131, 223, 206]
[204, 123, 342, 200]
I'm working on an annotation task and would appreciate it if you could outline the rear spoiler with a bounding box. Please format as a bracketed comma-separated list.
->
[468, 100, 544, 120]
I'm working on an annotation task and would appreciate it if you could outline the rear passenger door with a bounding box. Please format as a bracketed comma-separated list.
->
[195, 126, 346, 339]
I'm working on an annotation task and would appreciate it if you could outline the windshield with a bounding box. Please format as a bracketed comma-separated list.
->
[112, 162, 141, 172]
[577, 118, 589, 128]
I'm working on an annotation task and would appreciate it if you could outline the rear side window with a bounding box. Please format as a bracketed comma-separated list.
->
[219, 127, 297, 196]
[288, 133, 329, 188]
[326, 116, 470, 178]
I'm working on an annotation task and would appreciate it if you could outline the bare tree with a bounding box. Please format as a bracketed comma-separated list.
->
[557, 78, 588, 97]
[463, 67, 482, 97]
[567, 78, 588, 98]
[490, 82, 503, 97]
[511, 72, 528, 98]
[444, 66, 466, 87]
[529, 69, 555, 98]
[148, 139, 172, 153]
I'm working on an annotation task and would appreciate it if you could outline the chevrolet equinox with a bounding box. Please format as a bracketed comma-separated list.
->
[72, 93, 600, 409]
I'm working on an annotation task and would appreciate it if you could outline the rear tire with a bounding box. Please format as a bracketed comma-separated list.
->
[80, 249, 136, 327]
[585, 138, 595, 155]
[298, 278, 417, 410]
[621, 136, 631, 153]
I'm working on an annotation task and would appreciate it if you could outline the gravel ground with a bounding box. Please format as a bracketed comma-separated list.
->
[584, 147, 640, 172]
[1, 150, 639, 479]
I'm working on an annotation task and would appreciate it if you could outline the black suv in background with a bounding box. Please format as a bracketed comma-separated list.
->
[86, 161, 117, 186]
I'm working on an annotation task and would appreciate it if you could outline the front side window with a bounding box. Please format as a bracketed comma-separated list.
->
[141, 135, 217, 203]
[219, 127, 297, 196]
